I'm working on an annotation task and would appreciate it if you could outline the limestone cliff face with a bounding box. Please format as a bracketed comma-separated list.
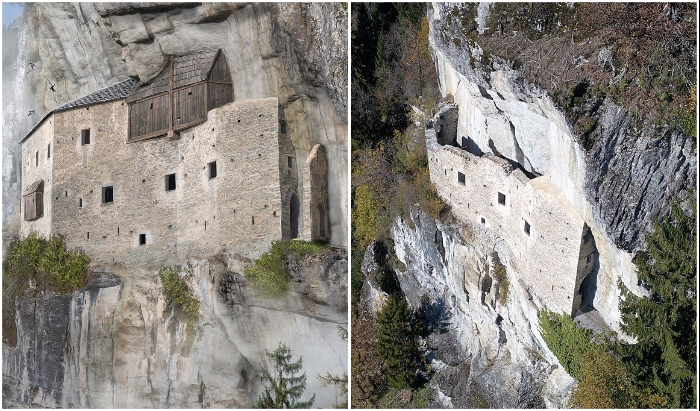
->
[3, 250, 348, 408]
[426, 2, 695, 329]
[2, 2, 348, 247]
[362, 209, 573, 408]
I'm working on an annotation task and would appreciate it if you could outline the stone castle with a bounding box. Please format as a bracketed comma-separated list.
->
[19, 50, 329, 265]
[427, 104, 597, 317]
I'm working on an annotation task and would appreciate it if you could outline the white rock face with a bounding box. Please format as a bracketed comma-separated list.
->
[428, 25, 644, 332]
[389, 210, 575, 408]
[5, 253, 348, 408]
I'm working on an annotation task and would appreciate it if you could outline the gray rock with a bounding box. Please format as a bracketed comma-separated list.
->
[585, 101, 696, 252]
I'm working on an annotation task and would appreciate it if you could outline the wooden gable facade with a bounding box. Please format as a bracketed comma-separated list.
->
[126, 49, 233, 141]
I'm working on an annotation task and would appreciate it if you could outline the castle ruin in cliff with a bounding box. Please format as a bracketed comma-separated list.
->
[427, 104, 597, 317]
[19, 50, 329, 265]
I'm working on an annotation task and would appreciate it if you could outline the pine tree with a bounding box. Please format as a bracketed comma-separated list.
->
[377, 295, 423, 389]
[619, 197, 696, 408]
[252, 342, 315, 409]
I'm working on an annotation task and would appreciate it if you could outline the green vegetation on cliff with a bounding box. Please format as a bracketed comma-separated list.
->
[159, 266, 200, 326]
[2, 233, 89, 346]
[245, 240, 327, 298]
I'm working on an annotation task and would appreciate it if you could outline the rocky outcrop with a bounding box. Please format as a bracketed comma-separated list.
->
[2, 2, 348, 247]
[426, 2, 694, 329]
[3, 249, 348, 408]
[365, 208, 574, 408]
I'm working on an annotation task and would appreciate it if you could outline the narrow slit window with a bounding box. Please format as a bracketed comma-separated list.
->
[47, 143, 51, 159]
[165, 174, 176, 191]
[139, 234, 146, 245]
[524, 220, 531, 236]
[87, 232, 90, 240]
[117, 227, 120, 236]
[208, 161, 217, 179]
[81, 129, 91, 145]
[102, 186, 114, 203]
[287, 156, 294, 168]
[79, 198, 82, 207]
[35, 151, 38, 166]
[498, 192, 506, 206]
[280, 120, 287, 134]
[481, 217, 486, 225]
[251, 216, 255, 225]
[458, 171, 465, 185]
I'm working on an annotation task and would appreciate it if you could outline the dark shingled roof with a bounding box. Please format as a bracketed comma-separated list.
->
[126, 50, 220, 103]
[24, 180, 44, 195]
[172, 50, 219, 89]
[19, 78, 137, 145]
[55, 78, 137, 112]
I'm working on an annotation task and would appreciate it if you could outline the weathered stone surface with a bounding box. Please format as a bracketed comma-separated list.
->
[3, 251, 348, 408]
[22, 98, 288, 266]
[427, 2, 692, 330]
[384, 208, 574, 408]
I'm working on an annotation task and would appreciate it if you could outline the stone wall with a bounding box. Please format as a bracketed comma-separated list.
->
[302, 144, 329, 242]
[20, 117, 54, 238]
[48, 97, 283, 265]
[427, 126, 589, 315]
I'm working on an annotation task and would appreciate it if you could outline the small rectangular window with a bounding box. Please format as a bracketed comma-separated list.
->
[524, 220, 531, 236]
[288, 156, 294, 168]
[209, 161, 217, 179]
[480, 217, 486, 225]
[79, 198, 83, 207]
[35, 151, 38, 166]
[102, 186, 113, 203]
[498, 192, 506, 205]
[81, 129, 91, 145]
[458, 172, 465, 185]
[47, 143, 51, 159]
[139, 234, 146, 245]
[165, 174, 176, 191]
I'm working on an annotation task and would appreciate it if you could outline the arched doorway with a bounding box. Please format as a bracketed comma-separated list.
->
[290, 193, 299, 239]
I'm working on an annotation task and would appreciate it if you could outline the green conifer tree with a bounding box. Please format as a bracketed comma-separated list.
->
[619, 197, 696, 408]
[252, 342, 315, 409]
[377, 295, 423, 389]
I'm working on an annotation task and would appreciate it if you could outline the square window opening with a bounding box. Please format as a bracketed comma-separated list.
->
[498, 192, 506, 205]
[165, 174, 176, 191]
[102, 186, 114, 203]
[139, 234, 146, 245]
[81, 129, 91, 145]
[208, 161, 217, 179]
[458, 171, 465, 185]
[524, 220, 531, 236]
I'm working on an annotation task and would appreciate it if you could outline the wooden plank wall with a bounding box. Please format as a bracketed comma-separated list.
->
[173, 83, 206, 127]
[208, 83, 233, 110]
[209, 54, 232, 82]
[129, 94, 170, 139]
